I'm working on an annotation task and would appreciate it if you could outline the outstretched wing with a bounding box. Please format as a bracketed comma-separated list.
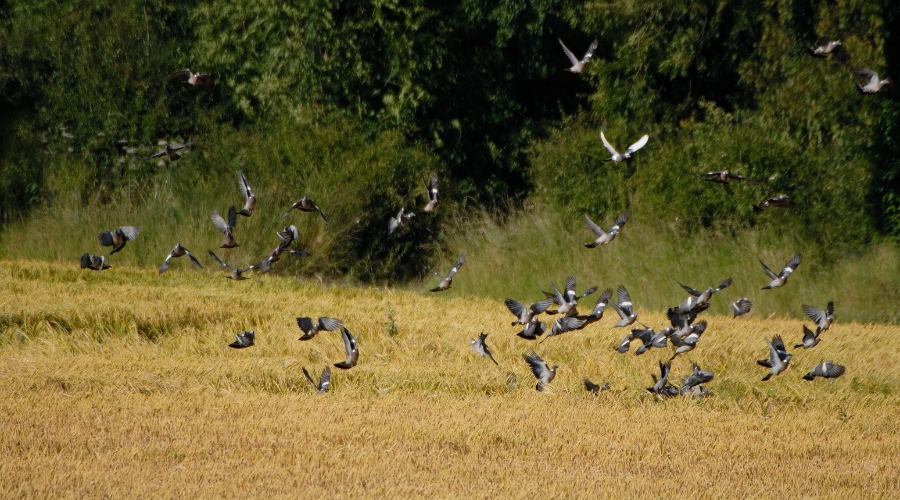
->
[584, 213, 606, 237]
[445, 253, 466, 279]
[207, 250, 233, 271]
[759, 259, 778, 280]
[678, 281, 703, 297]
[624, 134, 649, 155]
[558, 38, 580, 66]
[581, 39, 599, 64]
[599, 131, 618, 156]
[779, 253, 802, 278]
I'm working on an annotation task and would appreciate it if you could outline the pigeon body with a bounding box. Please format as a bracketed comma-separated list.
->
[760, 253, 802, 289]
[803, 302, 834, 334]
[229, 330, 254, 348]
[422, 172, 439, 213]
[853, 67, 890, 94]
[693, 170, 763, 184]
[803, 360, 845, 381]
[208, 250, 256, 280]
[80, 253, 110, 271]
[600, 131, 649, 162]
[584, 212, 629, 248]
[98, 226, 140, 254]
[302, 366, 331, 394]
[794, 325, 821, 349]
[759, 335, 792, 380]
[236, 171, 256, 217]
[753, 194, 791, 212]
[140, 141, 194, 161]
[424, 253, 465, 292]
[506, 298, 552, 326]
[732, 298, 752, 318]
[211, 206, 239, 248]
[388, 196, 416, 234]
[610, 286, 638, 327]
[168, 70, 213, 88]
[159, 243, 202, 273]
[297, 317, 344, 341]
[333, 327, 359, 369]
[522, 350, 556, 391]
[281, 196, 328, 224]
[470, 333, 499, 365]
[559, 38, 598, 73]
[516, 320, 547, 340]
[577, 288, 613, 326]
[808, 36, 848, 64]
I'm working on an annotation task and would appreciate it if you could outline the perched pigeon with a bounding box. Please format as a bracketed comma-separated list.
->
[229, 330, 254, 348]
[302, 366, 331, 394]
[470, 333, 499, 365]
[211, 206, 239, 248]
[281, 196, 329, 224]
[333, 327, 359, 369]
[236, 171, 256, 217]
[558, 38, 598, 74]
[422, 172, 439, 213]
[98, 226, 140, 254]
[583, 378, 610, 395]
[600, 131, 649, 163]
[522, 350, 556, 392]
[803, 302, 834, 334]
[424, 253, 465, 292]
[159, 243, 202, 273]
[584, 212, 629, 248]
[610, 286, 638, 327]
[297, 317, 344, 341]
[760, 253, 801, 289]
[803, 360, 845, 381]
[732, 298, 752, 318]
[80, 253, 110, 271]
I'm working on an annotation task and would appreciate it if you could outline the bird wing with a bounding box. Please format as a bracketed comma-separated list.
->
[765, 338, 781, 370]
[771, 334, 787, 353]
[563, 275, 577, 302]
[802, 304, 826, 325]
[780, 253, 802, 278]
[581, 39, 599, 64]
[339, 327, 354, 356]
[624, 134, 649, 155]
[168, 70, 192, 80]
[302, 367, 318, 388]
[423, 265, 445, 280]
[118, 226, 140, 241]
[98, 230, 115, 247]
[678, 281, 703, 297]
[227, 205, 238, 229]
[196, 74, 214, 88]
[613, 211, 630, 229]
[583, 213, 606, 238]
[558, 38, 580, 66]
[801, 325, 816, 343]
[759, 259, 778, 280]
[318, 366, 331, 390]
[318, 317, 344, 332]
[159, 254, 173, 273]
[505, 299, 526, 318]
[617, 285, 632, 310]
[823, 361, 845, 378]
[523, 351, 549, 380]
[715, 277, 734, 292]
[296, 317, 315, 334]
[599, 131, 618, 156]
[183, 248, 202, 268]
[446, 253, 466, 279]
[210, 211, 230, 234]
[583, 378, 601, 393]
[853, 67, 877, 82]
[530, 299, 553, 314]
[813, 36, 832, 47]
[238, 171, 252, 201]
[207, 250, 234, 271]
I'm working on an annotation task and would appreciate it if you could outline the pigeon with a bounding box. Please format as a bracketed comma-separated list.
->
[732, 298, 752, 318]
[631, 326, 657, 355]
[80, 253, 110, 271]
[522, 350, 556, 392]
[583, 379, 610, 394]
[576, 288, 613, 327]
[167, 69, 213, 88]
[803, 360, 845, 381]
[159, 243, 202, 273]
[296, 317, 344, 341]
[693, 170, 764, 184]
[333, 326, 359, 369]
[677, 278, 733, 311]
[540, 317, 586, 344]
[680, 363, 714, 395]
[610, 286, 638, 327]
[422, 172, 438, 213]
[794, 325, 821, 349]
[236, 171, 256, 217]
[515, 319, 547, 340]
[803, 302, 834, 334]
[558, 38, 598, 74]
[760, 253, 802, 289]
[208, 250, 257, 280]
[470, 333, 498, 365]
[807, 36, 847, 64]
[600, 131, 649, 162]
[753, 194, 791, 211]
[424, 253, 465, 292]
[853, 67, 890, 94]
[647, 361, 678, 397]
[505, 298, 553, 326]
[98, 226, 140, 255]
[584, 212, 630, 248]
[281, 196, 328, 224]
[302, 366, 331, 394]
[647, 326, 674, 350]
[229, 330, 254, 348]
[211, 206, 239, 248]
[759, 335, 792, 381]
[388, 195, 416, 234]
[669, 320, 707, 360]
[139, 141, 194, 161]
[544, 276, 596, 315]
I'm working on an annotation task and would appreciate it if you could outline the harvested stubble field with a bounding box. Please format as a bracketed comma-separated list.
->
[1, 260, 898, 498]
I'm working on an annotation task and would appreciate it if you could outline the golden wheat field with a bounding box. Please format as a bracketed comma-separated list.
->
[1, 259, 899, 498]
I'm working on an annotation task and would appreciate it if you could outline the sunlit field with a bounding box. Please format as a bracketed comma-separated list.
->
[1, 260, 898, 498]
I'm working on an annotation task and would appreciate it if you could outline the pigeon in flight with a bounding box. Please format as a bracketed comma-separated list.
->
[211, 206, 239, 248]
[600, 131, 649, 162]
[803, 302, 834, 334]
[544, 276, 596, 315]
[731, 298, 752, 318]
[753, 194, 791, 212]
[80, 253, 110, 272]
[794, 325, 821, 349]
[677, 277, 733, 308]
[669, 320, 707, 360]
[470, 333, 499, 365]
[802, 360, 845, 381]
[558, 38, 598, 74]
[853, 67, 890, 94]
[759, 335, 792, 381]
[159, 243, 202, 273]
[505, 298, 553, 326]
[540, 316, 586, 344]
[333, 326, 359, 369]
[296, 317, 344, 341]
[610, 285, 638, 327]
[522, 350, 556, 392]
[302, 366, 331, 394]
[208, 250, 257, 280]
[168, 70, 213, 88]
[98, 226, 139, 255]
[807, 36, 847, 64]
[584, 212, 629, 248]
[236, 171, 256, 217]
[515, 319, 547, 340]
[229, 330, 255, 348]
[576, 287, 613, 327]
[424, 253, 465, 292]
[760, 253, 801, 289]
[583, 378, 610, 395]
[140, 141, 194, 161]
[422, 172, 439, 213]
[388, 195, 415, 234]
[693, 170, 764, 184]
[281, 196, 328, 224]
[646, 361, 678, 397]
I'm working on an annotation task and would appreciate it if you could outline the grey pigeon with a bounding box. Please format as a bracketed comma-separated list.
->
[677, 277, 733, 307]
[139, 140, 194, 161]
[753, 194, 791, 212]
[388, 195, 415, 234]
[693, 170, 764, 184]
[168, 70, 212, 88]
[540, 316, 586, 344]
[424, 253, 465, 292]
[422, 172, 439, 213]
[281, 196, 328, 224]
[159, 243, 202, 273]
[631, 326, 656, 355]
[505, 298, 553, 326]
[584, 212, 629, 248]
[669, 320, 707, 360]
[680, 363, 714, 395]
[516, 320, 547, 340]
[803, 302, 834, 334]
[98, 226, 140, 254]
[229, 330, 254, 348]
[80, 253, 110, 272]
[760, 253, 801, 289]
[522, 350, 556, 392]
[803, 360, 845, 381]
[794, 325, 821, 349]
[610, 285, 638, 327]
[211, 206, 239, 248]
[576, 287, 613, 327]
[236, 171, 256, 217]
[807, 36, 847, 64]
[208, 249, 257, 280]
[759, 335, 792, 380]
[583, 378, 609, 394]
[732, 297, 752, 318]
[600, 131, 649, 162]
[333, 326, 359, 369]
[297, 317, 344, 341]
[470, 333, 498, 365]
[646, 361, 678, 397]
[853, 67, 890, 94]
[559, 38, 598, 74]
[302, 366, 331, 394]
[544, 276, 597, 315]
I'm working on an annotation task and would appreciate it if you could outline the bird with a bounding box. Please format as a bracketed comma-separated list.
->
[631, 326, 657, 355]
[167, 70, 213, 89]
[610, 285, 638, 327]
[302, 366, 331, 394]
[759, 335, 792, 381]
[680, 363, 715, 395]
[388, 195, 415, 234]
[583, 378, 610, 394]
[584, 212, 629, 248]
[646, 361, 678, 397]
[600, 131, 649, 162]
[423, 253, 465, 292]
[794, 325, 821, 349]
[98, 226, 140, 255]
[558, 38, 598, 74]
[669, 320, 707, 360]
[544, 276, 596, 315]
[753, 194, 791, 212]
[803, 302, 834, 334]
[159, 243, 202, 273]
[80, 253, 110, 271]
[229, 330, 254, 348]
[576, 288, 613, 327]
[515, 319, 547, 340]
[853, 67, 890, 94]
[139, 141, 195, 161]
[677, 277, 733, 308]
[422, 172, 439, 213]
[692, 170, 764, 184]
[760, 253, 802, 289]
[236, 171, 256, 217]
[803, 360, 846, 381]
[208, 250, 256, 280]
[522, 350, 556, 391]
[333, 326, 359, 369]
[732, 298, 752, 318]
[211, 206, 239, 248]
[807, 36, 848, 64]
[470, 333, 499, 365]
[281, 196, 328, 224]
[296, 317, 344, 341]
[540, 316, 586, 344]
[505, 298, 553, 326]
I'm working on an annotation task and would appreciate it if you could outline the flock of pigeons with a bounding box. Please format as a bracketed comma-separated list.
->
[75, 34, 877, 395]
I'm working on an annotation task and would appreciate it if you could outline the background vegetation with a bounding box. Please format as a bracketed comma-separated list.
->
[1, 0, 898, 319]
